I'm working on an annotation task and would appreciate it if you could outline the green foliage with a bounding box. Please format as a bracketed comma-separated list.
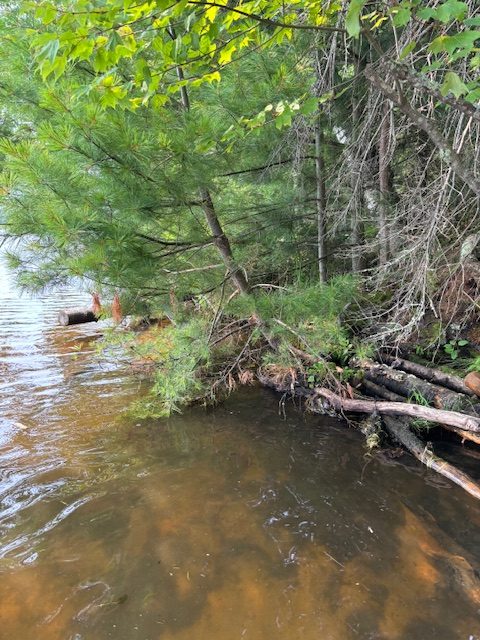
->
[1, 0, 479, 420]
[467, 357, 480, 373]
[131, 318, 212, 418]
[444, 339, 468, 361]
[306, 361, 330, 388]
[227, 276, 359, 361]
[441, 71, 469, 98]
[411, 419, 436, 432]
[353, 342, 375, 361]
[21, 0, 480, 109]
[346, 0, 366, 37]
[408, 390, 430, 407]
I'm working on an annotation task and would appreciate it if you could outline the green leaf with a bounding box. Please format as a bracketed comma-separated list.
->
[392, 4, 411, 27]
[440, 71, 468, 98]
[300, 96, 319, 115]
[418, 0, 467, 23]
[399, 41, 416, 60]
[464, 17, 480, 27]
[435, 0, 468, 23]
[70, 39, 95, 61]
[275, 109, 292, 129]
[465, 87, 480, 104]
[429, 31, 479, 55]
[345, 0, 366, 37]
[35, 3, 57, 24]
[38, 38, 60, 64]
[318, 90, 334, 104]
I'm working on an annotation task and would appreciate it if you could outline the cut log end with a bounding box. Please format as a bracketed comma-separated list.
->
[58, 309, 98, 326]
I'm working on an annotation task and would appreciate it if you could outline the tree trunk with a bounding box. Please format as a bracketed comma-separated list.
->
[350, 97, 363, 273]
[361, 378, 404, 401]
[199, 188, 250, 294]
[315, 118, 327, 283]
[362, 360, 473, 411]
[378, 99, 390, 267]
[172, 32, 250, 295]
[362, 375, 480, 445]
[58, 309, 98, 326]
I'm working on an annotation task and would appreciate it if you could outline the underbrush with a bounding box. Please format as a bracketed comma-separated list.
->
[121, 275, 367, 417]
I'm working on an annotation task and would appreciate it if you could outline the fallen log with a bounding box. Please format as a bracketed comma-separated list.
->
[383, 417, 480, 501]
[362, 380, 480, 446]
[361, 379, 404, 402]
[257, 369, 480, 498]
[58, 308, 98, 326]
[379, 353, 474, 396]
[362, 360, 473, 411]
[257, 368, 312, 399]
[440, 424, 480, 446]
[314, 387, 480, 433]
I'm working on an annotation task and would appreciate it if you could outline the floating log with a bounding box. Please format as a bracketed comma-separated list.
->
[58, 308, 98, 326]
[379, 353, 474, 396]
[383, 416, 480, 501]
[314, 387, 480, 432]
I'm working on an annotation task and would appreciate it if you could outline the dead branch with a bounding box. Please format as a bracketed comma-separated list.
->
[314, 387, 480, 432]
[383, 417, 480, 501]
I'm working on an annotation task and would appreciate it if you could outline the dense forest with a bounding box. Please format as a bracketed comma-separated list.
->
[0, 0, 479, 434]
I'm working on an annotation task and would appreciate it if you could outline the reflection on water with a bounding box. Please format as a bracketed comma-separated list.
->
[1, 260, 480, 640]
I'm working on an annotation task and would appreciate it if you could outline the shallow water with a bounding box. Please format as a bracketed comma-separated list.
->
[1, 260, 480, 640]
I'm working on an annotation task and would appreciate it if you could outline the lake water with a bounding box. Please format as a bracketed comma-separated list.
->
[1, 259, 480, 640]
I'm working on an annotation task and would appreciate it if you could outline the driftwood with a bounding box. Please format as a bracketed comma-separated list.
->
[362, 360, 473, 411]
[58, 308, 98, 326]
[314, 388, 480, 433]
[383, 417, 480, 501]
[379, 353, 474, 396]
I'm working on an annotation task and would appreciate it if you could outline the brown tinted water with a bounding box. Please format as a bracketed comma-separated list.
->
[1, 260, 480, 640]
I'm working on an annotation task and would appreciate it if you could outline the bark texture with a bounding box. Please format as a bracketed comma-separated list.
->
[362, 360, 474, 411]
[58, 309, 98, 326]
[379, 353, 474, 396]
[315, 387, 480, 432]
